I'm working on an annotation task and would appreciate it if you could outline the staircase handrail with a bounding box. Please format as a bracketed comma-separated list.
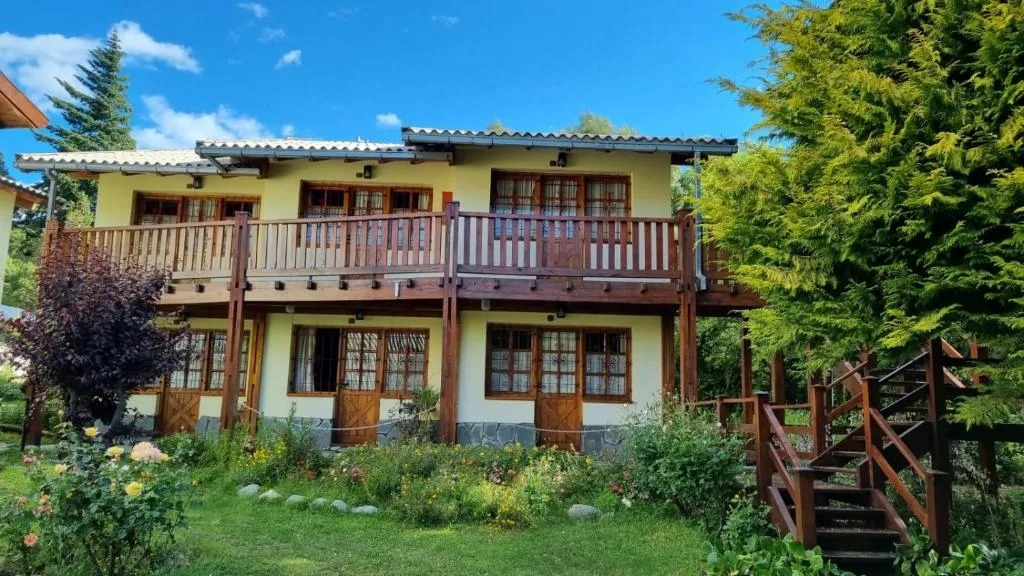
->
[939, 339, 967, 389]
[877, 350, 928, 384]
[827, 359, 868, 392]
[764, 404, 803, 469]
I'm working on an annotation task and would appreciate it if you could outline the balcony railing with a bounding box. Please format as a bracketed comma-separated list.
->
[46, 206, 741, 297]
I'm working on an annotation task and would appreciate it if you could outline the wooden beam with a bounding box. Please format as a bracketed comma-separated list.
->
[679, 290, 698, 401]
[771, 351, 786, 421]
[661, 315, 676, 402]
[243, 311, 267, 435]
[740, 327, 754, 424]
[925, 338, 951, 474]
[439, 202, 461, 443]
[220, 212, 249, 432]
[969, 342, 998, 493]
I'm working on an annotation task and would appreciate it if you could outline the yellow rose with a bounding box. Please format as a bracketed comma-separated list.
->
[124, 481, 143, 498]
[83, 427, 98, 439]
[53, 464, 67, 474]
[105, 446, 124, 459]
[159, 453, 169, 463]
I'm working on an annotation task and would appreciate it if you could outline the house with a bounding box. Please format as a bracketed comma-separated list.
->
[0, 71, 48, 303]
[16, 127, 757, 452]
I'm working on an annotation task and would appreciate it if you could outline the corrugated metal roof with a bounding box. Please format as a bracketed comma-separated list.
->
[16, 149, 260, 176]
[0, 174, 46, 202]
[196, 138, 417, 152]
[403, 126, 737, 147]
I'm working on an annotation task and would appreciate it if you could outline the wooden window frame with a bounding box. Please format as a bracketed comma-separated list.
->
[299, 182, 433, 219]
[484, 324, 632, 403]
[132, 193, 261, 225]
[138, 329, 251, 395]
[287, 326, 429, 399]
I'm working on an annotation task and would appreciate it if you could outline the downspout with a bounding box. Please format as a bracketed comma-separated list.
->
[692, 152, 707, 291]
[44, 169, 57, 221]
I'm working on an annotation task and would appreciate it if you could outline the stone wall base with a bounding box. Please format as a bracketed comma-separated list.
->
[455, 422, 626, 456]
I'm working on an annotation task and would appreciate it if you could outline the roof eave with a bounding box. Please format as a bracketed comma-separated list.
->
[402, 132, 738, 156]
[15, 159, 260, 177]
[194, 146, 453, 163]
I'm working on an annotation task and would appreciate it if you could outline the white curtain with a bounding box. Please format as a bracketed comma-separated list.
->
[294, 327, 316, 392]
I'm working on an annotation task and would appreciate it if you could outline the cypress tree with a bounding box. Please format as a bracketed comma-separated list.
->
[35, 31, 135, 214]
[699, 1, 1024, 422]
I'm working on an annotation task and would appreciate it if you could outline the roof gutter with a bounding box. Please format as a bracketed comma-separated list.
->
[403, 133, 739, 156]
[15, 159, 260, 177]
[194, 146, 452, 163]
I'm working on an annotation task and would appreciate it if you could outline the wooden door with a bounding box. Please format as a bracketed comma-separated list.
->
[334, 331, 381, 445]
[535, 329, 582, 450]
[542, 219, 580, 271]
[159, 389, 200, 435]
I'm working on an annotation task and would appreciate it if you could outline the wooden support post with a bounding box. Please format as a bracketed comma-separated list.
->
[439, 202, 460, 443]
[862, 375, 883, 490]
[715, 395, 729, 430]
[242, 311, 267, 435]
[810, 384, 828, 457]
[661, 315, 676, 402]
[925, 338, 951, 474]
[795, 468, 818, 548]
[926, 471, 952, 556]
[220, 212, 249, 432]
[753, 392, 771, 505]
[970, 342, 998, 494]
[771, 351, 786, 422]
[679, 291, 698, 402]
[740, 327, 754, 424]
[859, 348, 877, 378]
[20, 376, 45, 450]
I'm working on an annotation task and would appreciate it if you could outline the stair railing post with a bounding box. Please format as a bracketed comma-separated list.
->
[970, 342, 998, 494]
[740, 328, 754, 424]
[810, 384, 828, 457]
[753, 391, 771, 505]
[861, 375, 884, 491]
[715, 395, 729, 432]
[926, 470, 951, 556]
[794, 467, 817, 548]
[925, 338, 951, 475]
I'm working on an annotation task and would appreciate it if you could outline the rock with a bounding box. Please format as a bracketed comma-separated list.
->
[258, 489, 280, 501]
[331, 500, 349, 512]
[237, 484, 260, 498]
[284, 495, 306, 507]
[351, 505, 378, 515]
[568, 504, 601, 520]
[310, 497, 329, 508]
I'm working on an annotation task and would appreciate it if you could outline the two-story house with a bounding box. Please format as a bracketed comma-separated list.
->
[17, 127, 756, 452]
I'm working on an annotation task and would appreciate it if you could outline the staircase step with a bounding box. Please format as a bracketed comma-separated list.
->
[831, 451, 865, 459]
[817, 526, 903, 551]
[813, 506, 887, 524]
[813, 466, 858, 475]
[818, 527, 901, 538]
[822, 550, 898, 574]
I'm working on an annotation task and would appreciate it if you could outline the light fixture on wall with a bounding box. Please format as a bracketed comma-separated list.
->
[481, 299, 491, 311]
[549, 151, 568, 168]
[556, 306, 566, 319]
[354, 309, 365, 321]
[358, 165, 374, 179]
[188, 175, 204, 189]
[284, 304, 296, 314]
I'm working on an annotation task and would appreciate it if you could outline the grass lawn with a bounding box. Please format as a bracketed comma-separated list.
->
[0, 436, 706, 576]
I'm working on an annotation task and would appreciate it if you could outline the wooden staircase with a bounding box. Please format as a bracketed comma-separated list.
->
[752, 339, 960, 574]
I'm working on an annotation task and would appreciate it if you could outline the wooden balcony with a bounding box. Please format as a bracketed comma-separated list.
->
[46, 205, 758, 311]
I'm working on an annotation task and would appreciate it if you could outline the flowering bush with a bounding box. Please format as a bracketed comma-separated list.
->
[1, 429, 192, 576]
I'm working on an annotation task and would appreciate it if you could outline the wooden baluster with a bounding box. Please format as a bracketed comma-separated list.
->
[630, 220, 640, 272]
[970, 342, 998, 494]
[862, 375, 883, 490]
[925, 338, 951, 475]
[432, 213, 443, 266]
[499, 215, 508, 269]
[771, 352, 787, 422]
[510, 216, 521, 269]
[535, 217, 546, 269]
[653, 221, 663, 272]
[669, 218, 680, 276]
[754, 391, 771, 505]
[411, 216, 421, 266]
[643, 221, 653, 272]
[741, 328, 754, 424]
[810, 384, 828, 456]
[462, 215, 472, 267]
[618, 221, 628, 270]
[926, 471, 951, 556]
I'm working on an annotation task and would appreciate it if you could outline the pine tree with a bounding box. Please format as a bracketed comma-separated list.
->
[699, 1, 1024, 422]
[564, 112, 636, 136]
[35, 31, 134, 212]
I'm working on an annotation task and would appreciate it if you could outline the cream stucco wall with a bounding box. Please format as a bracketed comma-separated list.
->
[0, 190, 16, 300]
[259, 312, 443, 421]
[457, 311, 662, 426]
[93, 147, 674, 227]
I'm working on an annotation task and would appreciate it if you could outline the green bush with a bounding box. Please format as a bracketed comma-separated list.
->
[720, 493, 775, 550]
[702, 535, 854, 576]
[950, 487, 1024, 554]
[623, 404, 746, 534]
[392, 474, 466, 526]
[0, 426, 192, 576]
[897, 533, 1023, 575]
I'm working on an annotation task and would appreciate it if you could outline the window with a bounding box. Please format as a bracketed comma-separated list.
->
[289, 327, 428, 396]
[485, 325, 630, 401]
[300, 183, 432, 218]
[134, 194, 260, 225]
[583, 331, 628, 398]
[391, 189, 432, 213]
[490, 173, 630, 239]
[163, 330, 251, 393]
[487, 328, 533, 395]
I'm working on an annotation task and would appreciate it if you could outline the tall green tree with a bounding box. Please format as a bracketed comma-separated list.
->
[485, 119, 509, 134]
[36, 31, 134, 214]
[564, 111, 636, 136]
[0, 152, 9, 178]
[699, 2, 1024, 422]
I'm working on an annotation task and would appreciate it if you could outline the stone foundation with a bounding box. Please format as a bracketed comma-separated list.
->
[456, 422, 537, 448]
[193, 416, 334, 450]
[581, 426, 626, 456]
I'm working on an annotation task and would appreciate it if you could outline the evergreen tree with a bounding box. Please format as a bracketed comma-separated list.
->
[564, 111, 636, 136]
[699, 2, 1024, 422]
[35, 31, 134, 211]
[0, 152, 9, 178]
[485, 119, 509, 134]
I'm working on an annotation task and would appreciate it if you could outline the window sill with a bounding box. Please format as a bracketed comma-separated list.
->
[287, 392, 337, 398]
[133, 389, 160, 395]
[484, 392, 536, 401]
[583, 396, 632, 404]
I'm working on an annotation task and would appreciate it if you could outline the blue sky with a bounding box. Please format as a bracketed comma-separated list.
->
[1, 0, 773, 182]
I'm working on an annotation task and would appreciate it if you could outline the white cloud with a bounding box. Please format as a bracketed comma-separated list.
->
[259, 28, 285, 42]
[132, 94, 271, 149]
[375, 113, 401, 128]
[432, 15, 461, 26]
[0, 22, 199, 108]
[275, 49, 301, 69]
[111, 21, 199, 73]
[281, 124, 295, 137]
[238, 2, 268, 18]
[328, 7, 357, 18]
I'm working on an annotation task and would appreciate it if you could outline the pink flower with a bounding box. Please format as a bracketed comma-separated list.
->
[23, 533, 38, 548]
[22, 454, 35, 465]
[16, 496, 27, 507]
[129, 442, 167, 464]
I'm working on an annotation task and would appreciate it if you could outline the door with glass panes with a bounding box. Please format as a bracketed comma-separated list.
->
[535, 330, 582, 449]
[335, 331, 381, 445]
